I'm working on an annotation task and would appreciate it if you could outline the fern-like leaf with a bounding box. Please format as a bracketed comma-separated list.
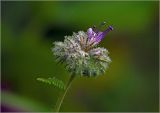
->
[37, 77, 66, 90]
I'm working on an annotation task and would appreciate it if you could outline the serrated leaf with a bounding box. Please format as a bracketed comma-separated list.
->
[37, 77, 66, 90]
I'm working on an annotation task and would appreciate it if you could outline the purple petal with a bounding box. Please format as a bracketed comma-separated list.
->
[87, 28, 93, 40]
[95, 32, 103, 43]
[95, 26, 113, 43]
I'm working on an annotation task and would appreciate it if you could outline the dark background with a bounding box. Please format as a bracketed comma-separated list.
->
[1, 1, 159, 112]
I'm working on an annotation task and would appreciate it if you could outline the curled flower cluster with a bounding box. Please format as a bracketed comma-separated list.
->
[52, 23, 113, 77]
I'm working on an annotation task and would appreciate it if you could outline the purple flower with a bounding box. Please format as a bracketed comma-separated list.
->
[53, 22, 112, 76]
[87, 25, 113, 45]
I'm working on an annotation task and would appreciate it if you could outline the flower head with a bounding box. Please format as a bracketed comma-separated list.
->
[52, 22, 113, 77]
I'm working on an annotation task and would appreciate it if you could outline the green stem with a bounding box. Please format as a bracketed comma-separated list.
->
[54, 74, 75, 112]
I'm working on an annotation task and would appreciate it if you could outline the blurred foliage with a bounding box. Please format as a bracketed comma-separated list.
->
[1, 1, 159, 112]
[1, 91, 49, 112]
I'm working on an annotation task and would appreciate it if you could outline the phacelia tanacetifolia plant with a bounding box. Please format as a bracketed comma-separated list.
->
[37, 22, 113, 112]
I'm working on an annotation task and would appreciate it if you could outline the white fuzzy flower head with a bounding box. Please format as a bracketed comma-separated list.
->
[52, 23, 113, 77]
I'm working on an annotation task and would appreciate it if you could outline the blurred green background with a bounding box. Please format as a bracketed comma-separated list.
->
[1, 1, 159, 112]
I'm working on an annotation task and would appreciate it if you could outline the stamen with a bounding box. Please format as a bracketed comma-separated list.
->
[92, 25, 96, 31]
[95, 21, 106, 33]
[100, 21, 106, 27]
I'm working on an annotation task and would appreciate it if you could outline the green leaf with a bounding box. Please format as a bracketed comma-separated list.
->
[36, 77, 66, 90]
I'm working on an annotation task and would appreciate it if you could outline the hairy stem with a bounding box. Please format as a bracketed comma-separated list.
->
[54, 74, 75, 112]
